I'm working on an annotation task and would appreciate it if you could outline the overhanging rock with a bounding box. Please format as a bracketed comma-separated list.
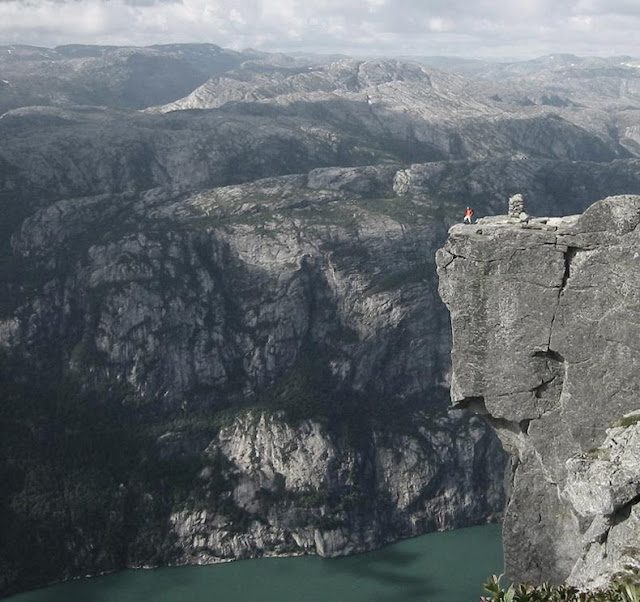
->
[436, 195, 640, 587]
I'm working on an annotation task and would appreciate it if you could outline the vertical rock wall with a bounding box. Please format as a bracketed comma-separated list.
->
[436, 195, 640, 587]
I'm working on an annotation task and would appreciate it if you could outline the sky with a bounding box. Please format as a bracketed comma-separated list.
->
[0, 0, 639, 60]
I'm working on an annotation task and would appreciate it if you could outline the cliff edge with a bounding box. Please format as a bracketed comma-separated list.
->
[436, 195, 640, 588]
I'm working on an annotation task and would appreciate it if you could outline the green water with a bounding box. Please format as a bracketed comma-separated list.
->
[7, 524, 503, 602]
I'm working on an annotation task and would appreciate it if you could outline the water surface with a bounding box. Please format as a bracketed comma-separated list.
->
[8, 523, 503, 602]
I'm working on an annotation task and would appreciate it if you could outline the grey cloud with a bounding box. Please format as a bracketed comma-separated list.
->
[576, 0, 640, 15]
[123, 0, 179, 5]
[0, 0, 638, 58]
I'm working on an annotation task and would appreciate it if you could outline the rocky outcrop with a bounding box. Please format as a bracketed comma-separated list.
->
[0, 167, 506, 597]
[436, 195, 640, 586]
[4, 44, 640, 598]
[168, 409, 503, 564]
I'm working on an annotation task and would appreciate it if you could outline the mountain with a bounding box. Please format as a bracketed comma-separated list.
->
[2, 43, 640, 596]
[1, 56, 635, 223]
[144, 56, 640, 155]
[413, 53, 640, 157]
[0, 43, 303, 114]
[418, 53, 640, 104]
[0, 165, 509, 596]
[437, 195, 640, 588]
[5, 158, 640, 595]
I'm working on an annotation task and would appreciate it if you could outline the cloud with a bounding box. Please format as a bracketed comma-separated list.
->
[0, 0, 638, 58]
[123, 0, 180, 5]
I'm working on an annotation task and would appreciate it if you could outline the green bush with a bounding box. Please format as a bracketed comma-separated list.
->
[481, 574, 640, 602]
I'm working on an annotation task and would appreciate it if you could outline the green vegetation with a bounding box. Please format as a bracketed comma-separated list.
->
[611, 413, 640, 429]
[0, 352, 240, 594]
[353, 195, 459, 224]
[252, 343, 441, 443]
[0, 252, 54, 319]
[253, 347, 382, 448]
[584, 447, 611, 460]
[482, 574, 640, 602]
[364, 264, 433, 296]
[181, 187, 462, 235]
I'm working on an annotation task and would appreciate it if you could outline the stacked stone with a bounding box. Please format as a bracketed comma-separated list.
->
[508, 193, 525, 218]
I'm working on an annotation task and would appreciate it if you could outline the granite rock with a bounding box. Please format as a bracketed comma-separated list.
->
[437, 195, 640, 585]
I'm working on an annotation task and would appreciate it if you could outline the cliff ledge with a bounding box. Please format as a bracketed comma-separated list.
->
[436, 195, 640, 588]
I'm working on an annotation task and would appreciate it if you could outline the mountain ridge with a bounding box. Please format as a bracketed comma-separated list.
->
[2, 42, 640, 596]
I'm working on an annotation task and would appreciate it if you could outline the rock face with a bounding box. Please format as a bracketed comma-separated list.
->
[0, 167, 506, 597]
[0, 43, 270, 114]
[4, 45, 640, 597]
[436, 195, 640, 586]
[168, 409, 503, 565]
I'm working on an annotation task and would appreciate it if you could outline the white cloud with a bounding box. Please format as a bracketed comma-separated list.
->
[569, 15, 594, 31]
[427, 18, 453, 33]
[0, 0, 638, 58]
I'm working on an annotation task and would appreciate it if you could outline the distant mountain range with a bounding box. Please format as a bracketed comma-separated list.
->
[1, 43, 640, 597]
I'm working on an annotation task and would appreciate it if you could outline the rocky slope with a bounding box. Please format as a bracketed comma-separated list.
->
[3, 44, 640, 596]
[145, 56, 640, 167]
[436, 195, 640, 587]
[0, 165, 508, 597]
[415, 53, 640, 159]
[0, 43, 285, 114]
[419, 53, 640, 108]
[169, 408, 502, 564]
[3, 160, 640, 596]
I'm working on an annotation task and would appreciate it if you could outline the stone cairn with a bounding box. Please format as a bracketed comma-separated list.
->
[508, 193, 526, 219]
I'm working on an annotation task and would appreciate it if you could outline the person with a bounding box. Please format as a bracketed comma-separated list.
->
[463, 207, 473, 224]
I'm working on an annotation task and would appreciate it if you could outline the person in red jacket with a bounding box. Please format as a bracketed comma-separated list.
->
[463, 206, 474, 224]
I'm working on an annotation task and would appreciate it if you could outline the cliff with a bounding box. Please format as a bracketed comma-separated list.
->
[436, 195, 640, 588]
[4, 46, 640, 596]
[0, 167, 505, 596]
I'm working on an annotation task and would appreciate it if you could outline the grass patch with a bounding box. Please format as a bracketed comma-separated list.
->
[353, 195, 460, 225]
[611, 412, 640, 429]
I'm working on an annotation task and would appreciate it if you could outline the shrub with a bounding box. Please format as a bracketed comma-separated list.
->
[481, 574, 640, 602]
